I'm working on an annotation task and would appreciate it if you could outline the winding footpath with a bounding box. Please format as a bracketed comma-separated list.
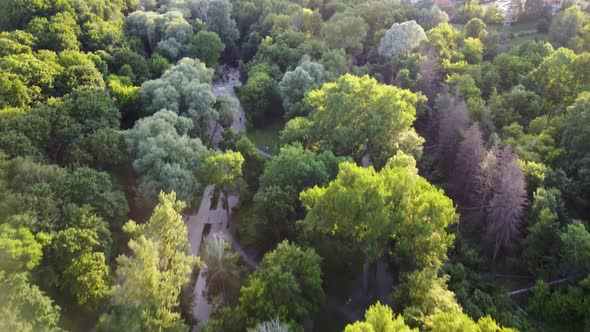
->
[184, 68, 260, 331]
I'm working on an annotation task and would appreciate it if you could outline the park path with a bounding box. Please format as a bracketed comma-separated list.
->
[185, 67, 260, 331]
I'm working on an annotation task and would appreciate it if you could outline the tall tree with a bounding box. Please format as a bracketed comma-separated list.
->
[140, 58, 217, 137]
[560, 220, 590, 272]
[202, 234, 241, 303]
[0, 272, 61, 331]
[549, 6, 585, 48]
[124, 110, 209, 202]
[438, 94, 470, 174]
[300, 153, 457, 293]
[207, 0, 239, 51]
[103, 191, 200, 331]
[344, 302, 415, 332]
[378, 21, 426, 59]
[238, 241, 324, 327]
[204, 150, 244, 222]
[453, 124, 485, 204]
[464, 18, 487, 39]
[484, 148, 527, 262]
[281, 74, 424, 167]
[279, 58, 325, 119]
[322, 15, 368, 55]
[189, 31, 225, 69]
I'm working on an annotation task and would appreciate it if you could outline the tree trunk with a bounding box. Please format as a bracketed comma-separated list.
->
[224, 190, 231, 229]
[363, 260, 370, 294]
[208, 122, 220, 148]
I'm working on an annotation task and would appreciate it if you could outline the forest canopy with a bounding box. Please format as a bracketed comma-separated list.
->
[1, 0, 590, 331]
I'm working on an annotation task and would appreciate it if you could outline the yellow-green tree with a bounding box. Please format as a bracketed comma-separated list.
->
[102, 191, 200, 331]
[300, 152, 457, 295]
[344, 302, 416, 332]
[282, 74, 424, 167]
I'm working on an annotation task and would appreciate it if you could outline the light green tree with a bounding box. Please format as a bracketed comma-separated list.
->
[124, 110, 209, 202]
[560, 220, 590, 271]
[204, 150, 244, 221]
[62, 251, 109, 307]
[0, 223, 48, 273]
[282, 74, 424, 167]
[378, 20, 426, 59]
[300, 153, 457, 293]
[344, 302, 416, 332]
[104, 191, 200, 331]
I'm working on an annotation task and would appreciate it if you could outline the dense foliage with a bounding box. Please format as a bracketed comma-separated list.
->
[1, 0, 590, 330]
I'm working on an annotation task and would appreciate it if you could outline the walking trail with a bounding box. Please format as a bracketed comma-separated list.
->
[184, 67, 259, 331]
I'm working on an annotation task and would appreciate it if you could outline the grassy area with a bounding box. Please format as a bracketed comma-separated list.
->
[510, 33, 549, 46]
[246, 117, 284, 155]
[490, 21, 538, 34]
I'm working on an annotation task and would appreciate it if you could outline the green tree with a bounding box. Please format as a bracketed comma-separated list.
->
[239, 70, 280, 127]
[549, 6, 586, 48]
[282, 74, 424, 167]
[0, 272, 61, 331]
[124, 110, 209, 202]
[204, 150, 244, 221]
[323, 15, 368, 55]
[464, 18, 487, 39]
[62, 251, 109, 307]
[60, 167, 128, 222]
[202, 234, 241, 303]
[561, 91, 590, 160]
[207, 0, 239, 51]
[0, 223, 48, 273]
[26, 12, 81, 52]
[254, 143, 346, 243]
[300, 154, 457, 292]
[378, 21, 426, 59]
[104, 191, 200, 331]
[522, 207, 560, 275]
[560, 220, 590, 272]
[530, 48, 578, 105]
[0, 73, 31, 109]
[238, 241, 324, 327]
[344, 302, 415, 332]
[189, 30, 225, 69]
